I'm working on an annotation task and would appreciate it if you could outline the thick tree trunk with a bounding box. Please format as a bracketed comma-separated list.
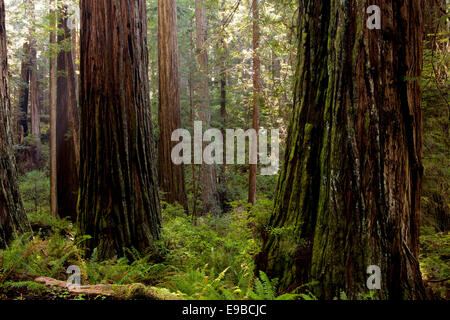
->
[195, 0, 220, 215]
[18, 42, 31, 142]
[78, 0, 161, 260]
[0, 0, 31, 248]
[257, 0, 427, 300]
[157, 0, 188, 211]
[248, 0, 260, 206]
[56, 6, 79, 220]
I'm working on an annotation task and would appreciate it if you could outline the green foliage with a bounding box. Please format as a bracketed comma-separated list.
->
[0, 281, 50, 296]
[420, 228, 450, 298]
[19, 170, 50, 215]
[421, 13, 449, 233]
[0, 198, 299, 300]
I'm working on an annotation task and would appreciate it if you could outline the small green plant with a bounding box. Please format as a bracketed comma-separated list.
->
[19, 170, 50, 215]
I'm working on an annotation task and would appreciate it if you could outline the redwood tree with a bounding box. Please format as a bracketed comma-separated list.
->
[18, 42, 31, 142]
[248, 0, 260, 206]
[257, 0, 428, 299]
[78, 0, 161, 259]
[29, 0, 41, 163]
[49, 0, 57, 217]
[195, 0, 220, 215]
[0, 0, 31, 248]
[157, 0, 188, 210]
[56, 6, 79, 220]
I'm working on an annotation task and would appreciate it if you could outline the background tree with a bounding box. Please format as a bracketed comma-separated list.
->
[49, 0, 57, 217]
[257, 0, 428, 299]
[248, 0, 260, 206]
[56, 5, 79, 220]
[17, 42, 31, 142]
[77, 0, 162, 259]
[157, 0, 188, 211]
[28, 0, 41, 164]
[195, 0, 220, 215]
[0, 0, 30, 248]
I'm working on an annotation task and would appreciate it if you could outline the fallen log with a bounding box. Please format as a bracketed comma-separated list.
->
[34, 276, 181, 300]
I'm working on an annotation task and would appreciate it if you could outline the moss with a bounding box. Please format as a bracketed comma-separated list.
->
[0, 281, 50, 295]
[112, 283, 181, 300]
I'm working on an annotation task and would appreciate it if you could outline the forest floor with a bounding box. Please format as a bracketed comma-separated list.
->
[0, 273, 113, 300]
[0, 195, 448, 300]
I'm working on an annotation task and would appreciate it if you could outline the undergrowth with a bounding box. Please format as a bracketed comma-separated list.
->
[0, 193, 305, 300]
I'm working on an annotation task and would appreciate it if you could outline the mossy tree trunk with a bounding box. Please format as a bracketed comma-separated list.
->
[56, 6, 79, 220]
[257, 0, 428, 300]
[0, 0, 31, 248]
[78, 0, 161, 260]
[157, 0, 188, 211]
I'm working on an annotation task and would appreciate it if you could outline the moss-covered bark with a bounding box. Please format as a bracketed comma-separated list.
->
[77, 0, 161, 260]
[0, 0, 31, 248]
[257, 0, 427, 300]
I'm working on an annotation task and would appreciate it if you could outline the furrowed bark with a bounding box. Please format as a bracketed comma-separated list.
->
[0, 0, 31, 248]
[78, 0, 162, 259]
[257, 0, 428, 300]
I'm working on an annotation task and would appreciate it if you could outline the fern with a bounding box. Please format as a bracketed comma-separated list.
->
[0, 281, 50, 295]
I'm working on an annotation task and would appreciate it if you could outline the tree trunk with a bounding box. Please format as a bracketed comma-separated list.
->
[78, 0, 162, 260]
[195, 0, 220, 215]
[257, 0, 428, 300]
[189, 24, 199, 220]
[49, 0, 57, 217]
[248, 0, 260, 206]
[29, 46, 40, 164]
[217, 1, 229, 210]
[56, 6, 79, 220]
[0, 0, 31, 248]
[29, 1, 40, 164]
[157, 0, 188, 211]
[18, 42, 31, 142]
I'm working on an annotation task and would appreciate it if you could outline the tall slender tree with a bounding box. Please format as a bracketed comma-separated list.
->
[56, 5, 79, 220]
[18, 42, 31, 142]
[49, 0, 57, 217]
[257, 0, 428, 299]
[28, 0, 41, 163]
[157, 0, 188, 211]
[217, 0, 229, 210]
[195, 0, 220, 215]
[78, 0, 161, 259]
[0, 0, 31, 248]
[248, 0, 260, 205]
